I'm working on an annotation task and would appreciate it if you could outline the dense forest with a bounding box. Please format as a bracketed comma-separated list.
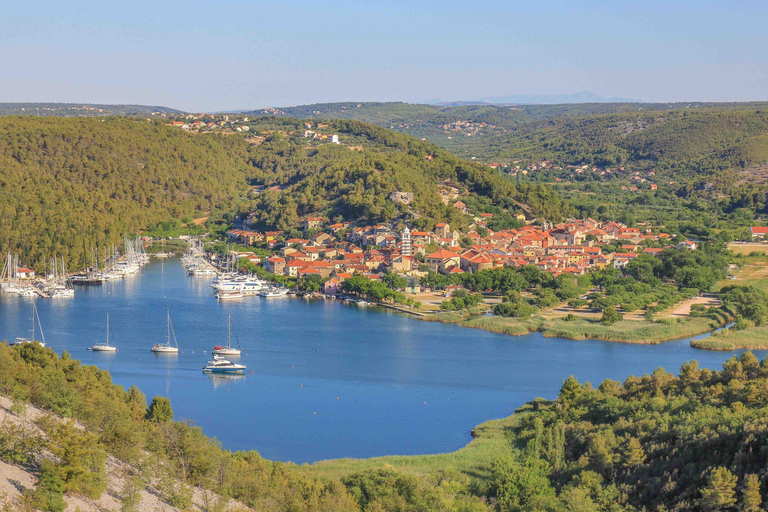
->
[243, 118, 569, 231]
[0, 116, 565, 270]
[5, 342, 768, 510]
[0, 117, 255, 269]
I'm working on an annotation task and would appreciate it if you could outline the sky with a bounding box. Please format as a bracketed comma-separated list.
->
[0, 0, 766, 112]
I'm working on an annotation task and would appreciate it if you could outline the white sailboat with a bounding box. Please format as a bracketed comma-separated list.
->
[151, 309, 179, 353]
[212, 315, 241, 356]
[92, 313, 118, 352]
[10, 303, 47, 348]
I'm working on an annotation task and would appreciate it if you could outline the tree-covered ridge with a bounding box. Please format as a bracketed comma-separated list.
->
[254, 102, 768, 163]
[486, 108, 768, 176]
[493, 351, 768, 511]
[0, 117, 255, 268]
[0, 103, 182, 116]
[0, 116, 567, 269]
[241, 118, 571, 230]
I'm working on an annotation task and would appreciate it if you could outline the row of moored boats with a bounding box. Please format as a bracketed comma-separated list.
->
[9, 305, 247, 375]
[210, 273, 290, 300]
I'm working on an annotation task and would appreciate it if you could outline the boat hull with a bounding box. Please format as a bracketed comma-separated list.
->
[92, 345, 117, 352]
[151, 346, 178, 353]
[203, 367, 245, 374]
[212, 348, 241, 356]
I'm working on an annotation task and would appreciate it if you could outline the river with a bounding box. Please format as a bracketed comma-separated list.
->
[0, 258, 763, 463]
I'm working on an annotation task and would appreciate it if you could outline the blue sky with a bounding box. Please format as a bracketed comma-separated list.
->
[0, 0, 766, 111]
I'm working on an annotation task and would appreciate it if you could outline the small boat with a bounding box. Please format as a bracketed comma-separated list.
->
[203, 354, 246, 374]
[92, 313, 118, 352]
[215, 290, 244, 300]
[153, 239, 171, 258]
[212, 315, 241, 356]
[10, 303, 47, 348]
[151, 309, 179, 354]
[260, 287, 288, 298]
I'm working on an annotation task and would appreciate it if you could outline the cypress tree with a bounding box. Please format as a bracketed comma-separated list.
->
[699, 467, 737, 511]
[741, 474, 761, 512]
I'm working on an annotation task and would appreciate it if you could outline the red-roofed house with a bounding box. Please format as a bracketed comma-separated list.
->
[751, 227, 768, 239]
[304, 217, 324, 230]
[425, 250, 460, 274]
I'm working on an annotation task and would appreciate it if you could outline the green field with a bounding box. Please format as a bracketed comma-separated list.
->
[423, 313, 720, 345]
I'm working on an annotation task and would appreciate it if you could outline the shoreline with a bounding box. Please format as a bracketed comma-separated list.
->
[418, 311, 729, 347]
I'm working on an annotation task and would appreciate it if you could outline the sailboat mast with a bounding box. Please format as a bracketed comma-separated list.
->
[166, 309, 171, 347]
[228, 315, 232, 349]
[106, 313, 110, 346]
[35, 303, 46, 346]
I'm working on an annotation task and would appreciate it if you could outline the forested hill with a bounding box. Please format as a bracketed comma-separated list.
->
[0, 117, 254, 268]
[0, 103, 182, 117]
[250, 101, 768, 165]
[243, 118, 569, 232]
[0, 116, 566, 270]
[484, 107, 768, 178]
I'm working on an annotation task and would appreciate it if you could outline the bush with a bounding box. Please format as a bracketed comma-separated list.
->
[601, 306, 623, 325]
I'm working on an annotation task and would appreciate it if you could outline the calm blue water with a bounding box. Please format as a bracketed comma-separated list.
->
[0, 258, 763, 463]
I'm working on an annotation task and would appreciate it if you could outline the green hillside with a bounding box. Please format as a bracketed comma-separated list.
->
[0, 117, 255, 268]
[485, 107, 768, 177]
[243, 118, 568, 231]
[0, 116, 565, 270]
[253, 101, 768, 162]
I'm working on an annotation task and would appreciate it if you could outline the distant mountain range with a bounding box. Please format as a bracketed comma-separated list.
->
[0, 102, 183, 117]
[434, 91, 643, 106]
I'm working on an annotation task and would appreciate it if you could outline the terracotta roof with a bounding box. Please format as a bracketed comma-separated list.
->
[426, 250, 459, 259]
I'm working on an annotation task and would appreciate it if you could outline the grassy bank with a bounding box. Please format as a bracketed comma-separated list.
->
[292, 408, 522, 481]
[692, 324, 768, 350]
[422, 312, 721, 344]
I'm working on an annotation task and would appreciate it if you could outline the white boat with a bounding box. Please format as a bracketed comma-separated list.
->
[151, 309, 179, 353]
[260, 287, 288, 298]
[10, 303, 47, 348]
[92, 313, 118, 352]
[153, 239, 171, 258]
[212, 316, 241, 356]
[216, 290, 244, 300]
[203, 354, 246, 374]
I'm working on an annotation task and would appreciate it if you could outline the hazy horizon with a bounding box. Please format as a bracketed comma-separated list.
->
[1, 1, 766, 112]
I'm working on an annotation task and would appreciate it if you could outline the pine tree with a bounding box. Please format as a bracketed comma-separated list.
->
[146, 396, 174, 423]
[34, 460, 65, 512]
[741, 474, 761, 512]
[621, 437, 646, 468]
[560, 375, 584, 404]
[699, 467, 737, 511]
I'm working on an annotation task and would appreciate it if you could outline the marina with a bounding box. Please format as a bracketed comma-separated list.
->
[1, 256, 766, 463]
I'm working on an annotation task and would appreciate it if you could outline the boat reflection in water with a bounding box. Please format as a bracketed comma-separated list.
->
[206, 373, 246, 389]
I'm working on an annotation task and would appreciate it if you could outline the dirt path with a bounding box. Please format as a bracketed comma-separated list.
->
[666, 296, 720, 318]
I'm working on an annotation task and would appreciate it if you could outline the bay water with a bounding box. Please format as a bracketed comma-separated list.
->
[0, 258, 761, 463]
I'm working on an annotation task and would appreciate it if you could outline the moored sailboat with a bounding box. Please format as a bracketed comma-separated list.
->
[212, 315, 241, 356]
[151, 309, 179, 353]
[10, 303, 47, 348]
[92, 313, 118, 352]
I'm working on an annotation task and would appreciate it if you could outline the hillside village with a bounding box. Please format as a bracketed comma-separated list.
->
[225, 213, 692, 298]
